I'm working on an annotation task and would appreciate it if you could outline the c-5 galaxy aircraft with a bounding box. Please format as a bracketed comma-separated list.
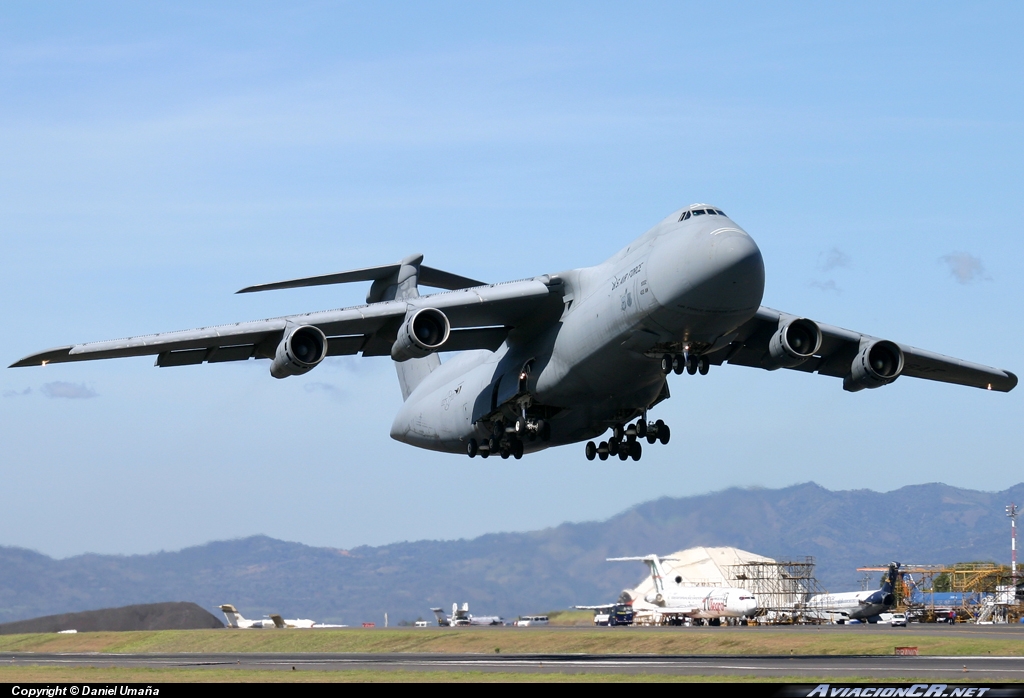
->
[12, 204, 1016, 461]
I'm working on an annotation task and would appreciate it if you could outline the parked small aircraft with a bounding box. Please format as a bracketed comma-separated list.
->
[13, 204, 1015, 461]
[796, 562, 901, 624]
[611, 555, 758, 624]
[430, 602, 503, 627]
[219, 604, 344, 629]
[219, 604, 274, 629]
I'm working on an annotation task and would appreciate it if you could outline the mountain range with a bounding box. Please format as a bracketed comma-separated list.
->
[1, 481, 1019, 625]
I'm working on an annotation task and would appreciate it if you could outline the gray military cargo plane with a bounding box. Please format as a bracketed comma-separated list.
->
[11, 204, 1017, 461]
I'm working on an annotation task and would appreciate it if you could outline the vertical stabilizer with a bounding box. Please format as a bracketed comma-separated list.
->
[377, 254, 441, 401]
[219, 604, 244, 628]
[645, 555, 670, 594]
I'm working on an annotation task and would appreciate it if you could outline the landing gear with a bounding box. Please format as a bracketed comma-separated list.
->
[645, 419, 670, 445]
[588, 417, 659, 460]
[467, 439, 479, 458]
[661, 352, 711, 377]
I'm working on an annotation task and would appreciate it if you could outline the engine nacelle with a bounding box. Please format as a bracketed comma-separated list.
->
[843, 339, 904, 392]
[765, 318, 822, 369]
[391, 308, 451, 362]
[270, 325, 328, 379]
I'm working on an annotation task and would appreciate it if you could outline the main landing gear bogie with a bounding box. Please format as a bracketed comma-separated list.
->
[585, 416, 670, 462]
[467, 416, 549, 460]
[660, 353, 709, 376]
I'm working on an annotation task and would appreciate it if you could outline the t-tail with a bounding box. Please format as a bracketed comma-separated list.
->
[881, 562, 901, 603]
[607, 555, 678, 595]
[219, 604, 246, 628]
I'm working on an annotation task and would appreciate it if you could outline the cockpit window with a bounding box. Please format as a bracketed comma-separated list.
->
[681, 207, 726, 221]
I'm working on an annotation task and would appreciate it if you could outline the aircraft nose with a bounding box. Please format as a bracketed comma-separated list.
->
[680, 227, 765, 313]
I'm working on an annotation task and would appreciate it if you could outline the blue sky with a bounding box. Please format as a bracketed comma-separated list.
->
[2, 3, 1022, 558]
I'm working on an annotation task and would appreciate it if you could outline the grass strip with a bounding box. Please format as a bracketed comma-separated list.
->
[0, 627, 1021, 657]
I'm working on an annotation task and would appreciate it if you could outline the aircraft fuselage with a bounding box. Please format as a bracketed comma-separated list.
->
[390, 209, 765, 453]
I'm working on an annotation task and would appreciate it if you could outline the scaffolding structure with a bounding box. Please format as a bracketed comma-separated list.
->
[727, 556, 826, 623]
[890, 563, 1022, 623]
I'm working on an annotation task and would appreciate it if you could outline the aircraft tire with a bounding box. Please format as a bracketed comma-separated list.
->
[538, 419, 550, 441]
[480, 448, 489, 459]
[636, 419, 647, 438]
[607, 437, 619, 456]
[686, 356, 698, 375]
[659, 424, 671, 445]
[585, 442, 597, 460]
[513, 440, 524, 459]
[647, 433, 657, 444]
[492, 421, 504, 438]
[467, 439, 478, 458]
[487, 436, 498, 452]
[660, 355, 672, 374]
[630, 441, 642, 461]
[500, 446, 510, 459]
[672, 355, 684, 375]
[618, 448, 628, 461]
[698, 356, 710, 375]
[598, 442, 609, 460]
[512, 417, 525, 434]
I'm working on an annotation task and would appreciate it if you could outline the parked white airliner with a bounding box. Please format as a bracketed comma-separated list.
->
[13, 204, 1015, 461]
[796, 563, 901, 624]
[612, 555, 758, 625]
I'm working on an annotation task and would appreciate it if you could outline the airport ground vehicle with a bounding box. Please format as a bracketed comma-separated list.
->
[890, 613, 908, 627]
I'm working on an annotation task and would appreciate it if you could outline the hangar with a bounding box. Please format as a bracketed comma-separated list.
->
[622, 546, 824, 623]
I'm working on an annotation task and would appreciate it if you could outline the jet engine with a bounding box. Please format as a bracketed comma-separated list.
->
[270, 325, 328, 379]
[843, 339, 904, 392]
[391, 308, 451, 362]
[764, 318, 822, 369]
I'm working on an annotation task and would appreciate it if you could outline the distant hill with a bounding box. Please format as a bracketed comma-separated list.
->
[0, 602, 223, 634]
[0, 482, 1019, 626]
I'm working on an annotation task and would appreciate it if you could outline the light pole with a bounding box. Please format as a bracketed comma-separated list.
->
[1007, 504, 1018, 587]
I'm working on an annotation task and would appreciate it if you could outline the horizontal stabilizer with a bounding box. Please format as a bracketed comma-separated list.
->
[237, 261, 485, 294]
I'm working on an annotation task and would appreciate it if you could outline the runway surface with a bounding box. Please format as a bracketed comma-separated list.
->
[5, 652, 1024, 679]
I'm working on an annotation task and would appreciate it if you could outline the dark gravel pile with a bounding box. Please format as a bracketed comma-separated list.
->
[0, 601, 224, 634]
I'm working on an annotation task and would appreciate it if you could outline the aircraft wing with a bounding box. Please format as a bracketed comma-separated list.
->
[10, 277, 561, 368]
[714, 306, 1017, 392]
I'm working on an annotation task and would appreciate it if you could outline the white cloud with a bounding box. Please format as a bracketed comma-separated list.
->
[940, 252, 990, 284]
[810, 279, 840, 293]
[2, 387, 32, 398]
[40, 382, 98, 399]
[818, 248, 851, 272]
